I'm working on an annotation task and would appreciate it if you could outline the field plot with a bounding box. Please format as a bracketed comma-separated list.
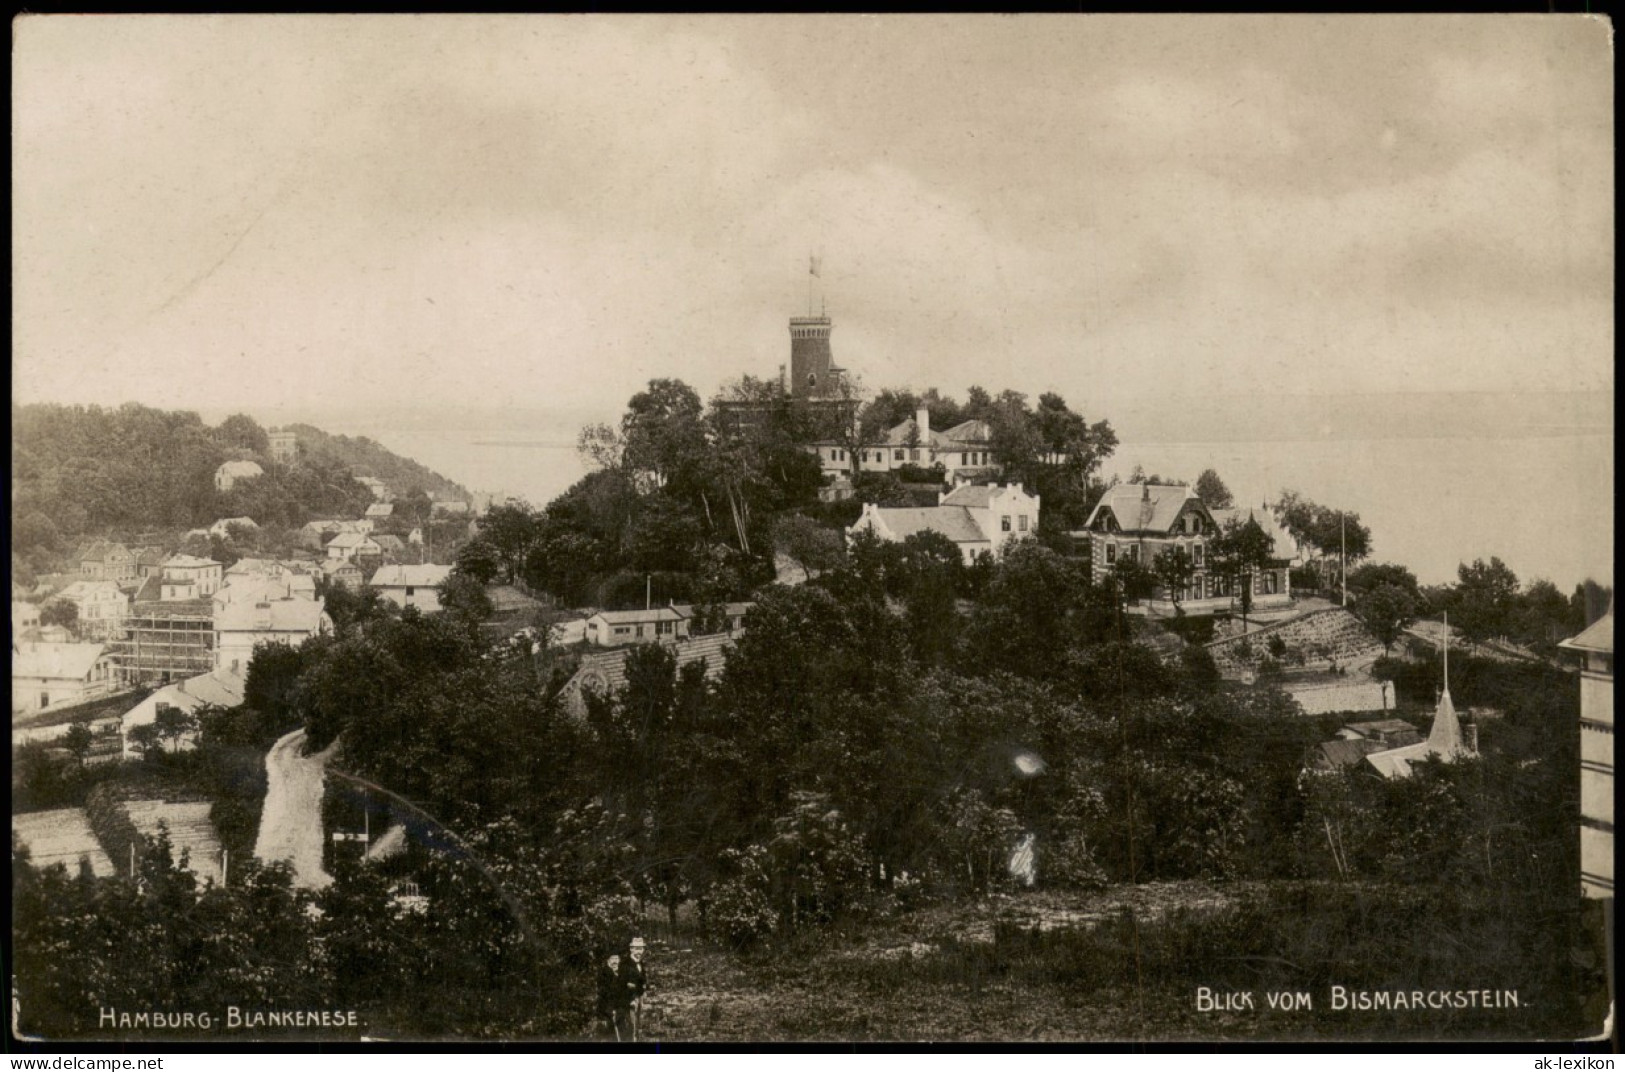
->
[12, 808, 116, 878]
[123, 800, 224, 886]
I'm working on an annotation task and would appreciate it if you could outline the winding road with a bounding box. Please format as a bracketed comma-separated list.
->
[253, 728, 336, 889]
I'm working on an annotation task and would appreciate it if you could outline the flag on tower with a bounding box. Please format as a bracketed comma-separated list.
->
[809, 255, 822, 278]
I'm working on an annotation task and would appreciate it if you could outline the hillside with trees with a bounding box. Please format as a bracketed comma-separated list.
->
[281, 423, 471, 504]
[10, 404, 464, 580]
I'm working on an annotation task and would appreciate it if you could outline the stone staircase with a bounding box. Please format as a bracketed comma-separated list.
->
[123, 800, 224, 886]
[12, 808, 117, 878]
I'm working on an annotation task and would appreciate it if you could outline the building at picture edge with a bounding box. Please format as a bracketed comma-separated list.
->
[1560, 599, 1614, 902]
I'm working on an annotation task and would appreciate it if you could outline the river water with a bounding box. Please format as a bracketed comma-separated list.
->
[317, 390, 1611, 590]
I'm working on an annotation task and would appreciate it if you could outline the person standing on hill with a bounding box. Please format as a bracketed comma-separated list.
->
[595, 953, 622, 1040]
[616, 936, 648, 1041]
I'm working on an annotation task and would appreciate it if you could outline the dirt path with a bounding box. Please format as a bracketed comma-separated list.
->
[253, 728, 336, 889]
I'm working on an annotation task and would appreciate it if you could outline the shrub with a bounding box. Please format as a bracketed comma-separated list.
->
[707, 847, 779, 950]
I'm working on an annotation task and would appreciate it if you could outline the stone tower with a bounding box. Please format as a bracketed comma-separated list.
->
[789, 316, 834, 399]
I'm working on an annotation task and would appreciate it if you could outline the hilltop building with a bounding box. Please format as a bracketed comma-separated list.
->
[214, 460, 264, 492]
[268, 429, 298, 463]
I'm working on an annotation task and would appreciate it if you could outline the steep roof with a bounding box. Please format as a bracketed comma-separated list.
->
[78, 540, 131, 562]
[365, 503, 395, 517]
[1313, 738, 1388, 770]
[370, 564, 451, 588]
[938, 419, 994, 446]
[1209, 505, 1295, 556]
[372, 534, 405, 550]
[320, 558, 361, 576]
[13, 642, 109, 681]
[1365, 688, 1473, 779]
[167, 667, 247, 708]
[1085, 484, 1196, 535]
[56, 580, 126, 602]
[1560, 603, 1614, 655]
[327, 531, 378, 549]
[869, 505, 987, 545]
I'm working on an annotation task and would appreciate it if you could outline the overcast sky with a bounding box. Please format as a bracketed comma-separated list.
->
[12, 15, 1614, 420]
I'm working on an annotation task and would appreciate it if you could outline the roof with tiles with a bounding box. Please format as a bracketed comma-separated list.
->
[370, 564, 451, 588]
[1084, 484, 1198, 535]
[869, 505, 987, 545]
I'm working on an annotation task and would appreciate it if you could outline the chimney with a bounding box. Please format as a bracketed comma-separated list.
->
[916, 406, 930, 442]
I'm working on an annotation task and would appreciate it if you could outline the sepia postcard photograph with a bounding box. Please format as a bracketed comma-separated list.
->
[9, 13, 1615, 1048]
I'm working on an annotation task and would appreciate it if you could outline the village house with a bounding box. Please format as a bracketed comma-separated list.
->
[1080, 484, 1295, 616]
[850, 408, 1000, 483]
[208, 516, 259, 540]
[156, 555, 223, 600]
[1560, 601, 1613, 899]
[217, 561, 318, 604]
[134, 548, 168, 580]
[268, 429, 298, 463]
[583, 602, 754, 648]
[372, 533, 406, 558]
[214, 597, 332, 675]
[76, 541, 138, 583]
[432, 500, 470, 517]
[370, 564, 452, 613]
[849, 483, 1039, 566]
[357, 476, 391, 502]
[321, 557, 364, 590]
[408, 527, 424, 546]
[1307, 718, 1424, 772]
[119, 667, 246, 759]
[51, 580, 129, 640]
[299, 519, 346, 550]
[12, 641, 118, 714]
[214, 459, 264, 492]
[326, 531, 382, 561]
[12, 600, 42, 636]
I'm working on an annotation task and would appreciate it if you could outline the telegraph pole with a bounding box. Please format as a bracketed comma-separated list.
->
[1340, 511, 1347, 607]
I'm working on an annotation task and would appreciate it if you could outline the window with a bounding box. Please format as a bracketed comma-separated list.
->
[614, 626, 630, 636]
[894, 449, 905, 461]
[910, 449, 920, 461]
[1106, 543, 1117, 564]
[1018, 515, 1029, 532]
[1193, 544, 1203, 567]
[405, 586, 415, 597]
[1126, 544, 1139, 563]
[40, 692, 49, 710]
[1001, 515, 1012, 532]
[635, 625, 645, 638]
[961, 453, 968, 466]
